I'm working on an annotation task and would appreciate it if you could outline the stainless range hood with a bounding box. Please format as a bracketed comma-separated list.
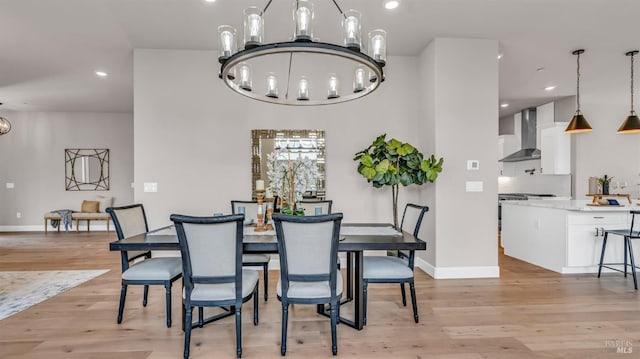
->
[500, 108, 540, 162]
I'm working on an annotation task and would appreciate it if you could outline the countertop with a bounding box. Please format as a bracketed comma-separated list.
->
[501, 199, 640, 212]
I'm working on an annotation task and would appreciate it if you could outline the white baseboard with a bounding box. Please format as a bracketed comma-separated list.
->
[0, 224, 112, 232]
[415, 257, 500, 279]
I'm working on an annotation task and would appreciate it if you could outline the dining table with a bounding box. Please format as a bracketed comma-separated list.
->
[109, 222, 426, 330]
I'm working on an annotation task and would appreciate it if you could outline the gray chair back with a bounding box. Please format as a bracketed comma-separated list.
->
[297, 200, 333, 215]
[106, 204, 150, 262]
[273, 213, 342, 300]
[107, 204, 149, 240]
[398, 204, 429, 268]
[401, 203, 429, 239]
[170, 214, 245, 299]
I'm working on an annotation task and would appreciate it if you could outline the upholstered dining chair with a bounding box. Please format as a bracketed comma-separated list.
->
[106, 204, 182, 328]
[297, 199, 333, 216]
[272, 212, 343, 356]
[231, 200, 271, 301]
[362, 203, 428, 324]
[170, 213, 259, 359]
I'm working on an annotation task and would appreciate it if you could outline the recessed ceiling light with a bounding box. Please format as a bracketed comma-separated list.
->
[204, 0, 216, 2]
[544, 85, 556, 91]
[384, 1, 399, 10]
[500, 103, 509, 108]
[95, 71, 108, 77]
[536, 67, 545, 72]
[497, 54, 503, 60]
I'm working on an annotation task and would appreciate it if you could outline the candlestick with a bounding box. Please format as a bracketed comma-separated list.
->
[254, 189, 267, 232]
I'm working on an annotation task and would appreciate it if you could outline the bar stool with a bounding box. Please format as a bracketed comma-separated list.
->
[598, 210, 640, 290]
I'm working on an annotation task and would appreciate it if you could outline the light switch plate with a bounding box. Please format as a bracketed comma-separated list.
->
[6, 183, 14, 189]
[465, 181, 483, 192]
[143, 182, 158, 192]
[467, 160, 480, 170]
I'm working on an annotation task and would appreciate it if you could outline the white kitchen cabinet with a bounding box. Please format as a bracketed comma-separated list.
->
[540, 124, 571, 175]
[498, 134, 518, 176]
[566, 213, 629, 269]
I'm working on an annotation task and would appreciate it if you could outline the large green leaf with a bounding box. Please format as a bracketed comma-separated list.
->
[361, 154, 374, 167]
[399, 172, 413, 186]
[362, 167, 377, 180]
[397, 143, 415, 156]
[375, 159, 390, 174]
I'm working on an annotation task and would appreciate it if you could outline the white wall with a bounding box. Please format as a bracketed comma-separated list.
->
[573, 102, 640, 199]
[418, 38, 500, 278]
[0, 111, 134, 230]
[133, 49, 423, 229]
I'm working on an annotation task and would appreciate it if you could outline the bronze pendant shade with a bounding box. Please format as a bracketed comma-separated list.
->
[566, 49, 592, 133]
[618, 50, 640, 133]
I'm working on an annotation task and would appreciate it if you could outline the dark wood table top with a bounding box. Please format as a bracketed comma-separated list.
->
[109, 223, 426, 253]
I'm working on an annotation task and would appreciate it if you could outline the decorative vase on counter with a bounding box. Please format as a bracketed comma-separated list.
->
[603, 182, 609, 195]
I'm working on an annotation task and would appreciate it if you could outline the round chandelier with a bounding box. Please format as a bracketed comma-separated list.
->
[218, 0, 387, 106]
[0, 103, 11, 136]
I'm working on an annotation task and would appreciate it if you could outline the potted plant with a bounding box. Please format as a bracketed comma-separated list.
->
[598, 174, 612, 195]
[354, 134, 444, 228]
[266, 148, 319, 215]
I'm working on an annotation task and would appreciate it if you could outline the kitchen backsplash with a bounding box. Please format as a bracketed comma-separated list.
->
[499, 159, 571, 196]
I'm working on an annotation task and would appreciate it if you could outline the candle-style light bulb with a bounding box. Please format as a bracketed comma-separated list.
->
[293, 0, 314, 41]
[266, 74, 279, 98]
[297, 77, 309, 100]
[369, 29, 387, 65]
[353, 67, 366, 93]
[218, 25, 237, 62]
[328, 74, 340, 99]
[239, 64, 252, 91]
[343, 10, 361, 50]
[244, 7, 263, 49]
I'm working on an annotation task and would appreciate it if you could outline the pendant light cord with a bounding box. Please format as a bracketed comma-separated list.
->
[576, 51, 581, 114]
[631, 52, 635, 114]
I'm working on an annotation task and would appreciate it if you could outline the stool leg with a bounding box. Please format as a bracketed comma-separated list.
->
[624, 237, 628, 277]
[627, 237, 638, 290]
[598, 233, 609, 278]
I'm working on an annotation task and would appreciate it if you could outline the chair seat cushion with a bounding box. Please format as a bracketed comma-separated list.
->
[363, 256, 414, 280]
[122, 257, 182, 281]
[277, 274, 343, 299]
[187, 269, 259, 301]
[242, 253, 270, 264]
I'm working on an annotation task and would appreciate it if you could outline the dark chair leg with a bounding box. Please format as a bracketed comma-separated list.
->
[409, 280, 419, 323]
[117, 283, 127, 324]
[254, 285, 259, 325]
[627, 237, 638, 290]
[624, 237, 629, 277]
[598, 233, 609, 277]
[363, 280, 368, 326]
[400, 282, 407, 306]
[330, 301, 338, 356]
[281, 303, 289, 356]
[181, 302, 185, 331]
[143, 284, 149, 307]
[263, 263, 269, 301]
[184, 306, 193, 359]
[165, 281, 172, 328]
[235, 306, 242, 358]
[198, 307, 204, 328]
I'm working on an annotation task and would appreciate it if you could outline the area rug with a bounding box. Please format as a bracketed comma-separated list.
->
[0, 269, 109, 320]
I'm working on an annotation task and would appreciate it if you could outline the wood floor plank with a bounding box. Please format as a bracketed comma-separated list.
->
[1, 231, 639, 358]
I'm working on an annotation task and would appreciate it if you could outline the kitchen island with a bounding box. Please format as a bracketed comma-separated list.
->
[501, 200, 640, 273]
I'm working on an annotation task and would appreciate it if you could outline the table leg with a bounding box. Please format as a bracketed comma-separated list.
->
[352, 250, 364, 330]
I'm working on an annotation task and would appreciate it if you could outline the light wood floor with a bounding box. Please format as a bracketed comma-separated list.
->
[1, 231, 640, 358]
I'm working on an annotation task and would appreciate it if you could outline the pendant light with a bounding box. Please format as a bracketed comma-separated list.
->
[617, 50, 640, 133]
[565, 49, 592, 133]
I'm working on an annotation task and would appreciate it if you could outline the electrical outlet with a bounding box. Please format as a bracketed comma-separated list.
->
[6, 182, 15, 189]
[16, 212, 21, 219]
